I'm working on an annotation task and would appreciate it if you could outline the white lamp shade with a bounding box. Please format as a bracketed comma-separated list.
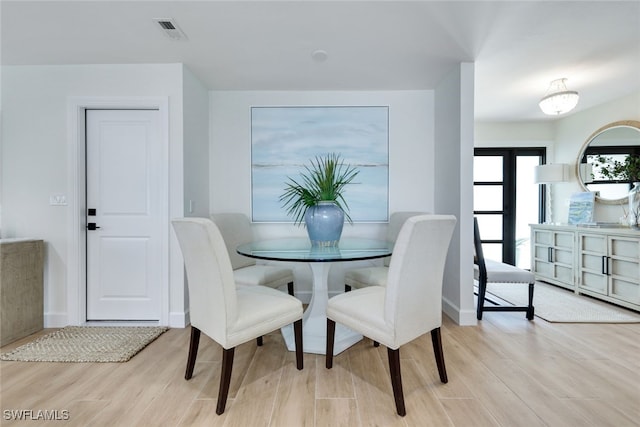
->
[579, 163, 593, 184]
[534, 164, 569, 183]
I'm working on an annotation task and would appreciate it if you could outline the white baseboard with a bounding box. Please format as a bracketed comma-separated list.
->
[442, 297, 477, 326]
[169, 311, 189, 328]
[44, 312, 69, 328]
[46, 311, 189, 328]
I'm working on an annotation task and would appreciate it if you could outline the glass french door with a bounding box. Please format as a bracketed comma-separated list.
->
[474, 148, 545, 269]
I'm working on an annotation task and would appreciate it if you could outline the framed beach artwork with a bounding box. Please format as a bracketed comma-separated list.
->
[251, 106, 389, 222]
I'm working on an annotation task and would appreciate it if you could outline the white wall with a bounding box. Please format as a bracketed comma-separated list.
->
[183, 66, 211, 218]
[209, 90, 437, 303]
[178, 65, 211, 325]
[434, 63, 476, 326]
[475, 121, 555, 149]
[1, 64, 191, 327]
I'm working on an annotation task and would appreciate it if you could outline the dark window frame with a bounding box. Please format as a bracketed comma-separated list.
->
[474, 147, 546, 265]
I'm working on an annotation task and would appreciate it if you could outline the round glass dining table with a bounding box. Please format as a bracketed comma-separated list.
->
[237, 237, 393, 355]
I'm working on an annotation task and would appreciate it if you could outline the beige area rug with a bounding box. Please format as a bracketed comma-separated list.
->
[0, 326, 168, 362]
[485, 282, 640, 323]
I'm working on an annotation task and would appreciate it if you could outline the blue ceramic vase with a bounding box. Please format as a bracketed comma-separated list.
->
[305, 201, 345, 247]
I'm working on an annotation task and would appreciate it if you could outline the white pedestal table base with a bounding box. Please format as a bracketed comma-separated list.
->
[282, 262, 362, 355]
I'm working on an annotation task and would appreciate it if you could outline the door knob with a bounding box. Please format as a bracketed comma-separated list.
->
[87, 223, 101, 230]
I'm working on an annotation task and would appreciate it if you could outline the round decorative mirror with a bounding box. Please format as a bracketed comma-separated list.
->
[576, 120, 640, 204]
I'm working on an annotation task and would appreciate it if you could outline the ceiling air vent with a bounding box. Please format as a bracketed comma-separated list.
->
[153, 18, 187, 41]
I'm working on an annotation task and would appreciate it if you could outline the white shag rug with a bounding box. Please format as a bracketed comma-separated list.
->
[0, 326, 168, 362]
[485, 282, 640, 323]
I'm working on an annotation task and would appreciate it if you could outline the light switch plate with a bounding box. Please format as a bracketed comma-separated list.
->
[49, 194, 68, 206]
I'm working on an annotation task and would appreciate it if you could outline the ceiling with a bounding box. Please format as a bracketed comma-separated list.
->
[2, 1, 639, 122]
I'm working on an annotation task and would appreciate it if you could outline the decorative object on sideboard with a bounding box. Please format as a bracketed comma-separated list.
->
[576, 120, 640, 204]
[629, 182, 640, 229]
[538, 78, 579, 115]
[280, 153, 359, 246]
[567, 192, 595, 225]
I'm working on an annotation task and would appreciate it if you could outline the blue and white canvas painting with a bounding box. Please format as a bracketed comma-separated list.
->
[251, 106, 389, 222]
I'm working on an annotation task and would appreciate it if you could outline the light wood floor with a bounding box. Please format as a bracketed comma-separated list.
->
[1, 312, 639, 427]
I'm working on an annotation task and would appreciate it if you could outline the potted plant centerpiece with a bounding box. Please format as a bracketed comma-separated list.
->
[280, 153, 359, 246]
[594, 154, 640, 228]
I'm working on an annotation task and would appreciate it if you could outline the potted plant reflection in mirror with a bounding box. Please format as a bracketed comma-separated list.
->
[594, 154, 640, 228]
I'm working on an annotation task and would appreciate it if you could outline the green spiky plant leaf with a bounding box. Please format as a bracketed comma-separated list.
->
[280, 153, 359, 226]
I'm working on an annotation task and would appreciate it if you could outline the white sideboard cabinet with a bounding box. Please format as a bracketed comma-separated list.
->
[530, 224, 640, 312]
[530, 225, 575, 290]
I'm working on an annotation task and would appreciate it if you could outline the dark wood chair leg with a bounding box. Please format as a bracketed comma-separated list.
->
[256, 336, 263, 346]
[430, 327, 448, 383]
[476, 277, 487, 320]
[344, 284, 352, 292]
[387, 347, 406, 417]
[287, 281, 295, 296]
[185, 326, 201, 380]
[293, 319, 303, 370]
[326, 318, 336, 368]
[216, 347, 235, 415]
[527, 282, 535, 320]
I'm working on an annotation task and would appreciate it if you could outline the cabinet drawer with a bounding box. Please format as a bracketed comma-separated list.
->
[533, 246, 573, 264]
[533, 245, 549, 260]
[534, 260, 553, 277]
[554, 232, 574, 249]
[581, 253, 606, 273]
[610, 278, 640, 304]
[554, 248, 573, 265]
[580, 271, 608, 294]
[611, 258, 640, 284]
[554, 265, 573, 284]
[610, 238, 639, 259]
[533, 230, 552, 245]
[580, 233, 606, 254]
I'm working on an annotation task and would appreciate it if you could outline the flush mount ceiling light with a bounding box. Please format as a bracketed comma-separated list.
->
[311, 49, 328, 62]
[539, 78, 579, 115]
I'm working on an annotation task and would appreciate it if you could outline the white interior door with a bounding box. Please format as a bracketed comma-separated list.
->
[86, 109, 162, 321]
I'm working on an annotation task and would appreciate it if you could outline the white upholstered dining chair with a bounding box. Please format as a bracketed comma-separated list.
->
[172, 217, 303, 415]
[326, 214, 457, 417]
[211, 213, 295, 296]
[344, 211, 427, 292]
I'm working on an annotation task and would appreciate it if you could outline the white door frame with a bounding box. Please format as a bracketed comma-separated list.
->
[67, 97, 170, 326]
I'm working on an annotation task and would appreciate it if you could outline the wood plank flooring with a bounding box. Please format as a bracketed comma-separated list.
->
[1, 313, 639, 426]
